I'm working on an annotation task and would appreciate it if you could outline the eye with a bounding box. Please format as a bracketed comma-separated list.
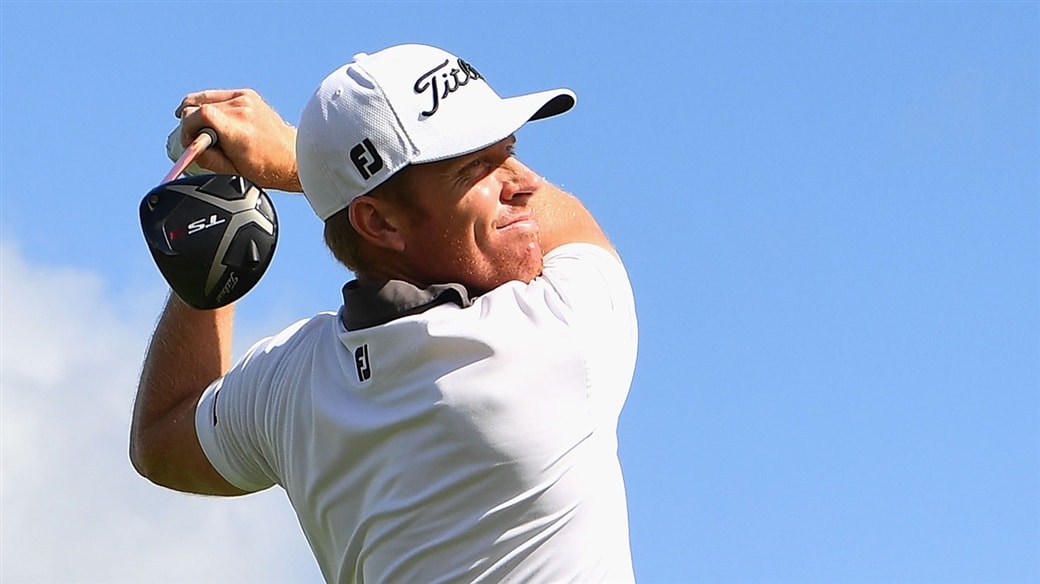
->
[463, 158, 490, 177]
[453, 157, 490, 187]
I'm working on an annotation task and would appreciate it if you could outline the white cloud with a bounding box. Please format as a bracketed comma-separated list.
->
[0, 241, 321, 584]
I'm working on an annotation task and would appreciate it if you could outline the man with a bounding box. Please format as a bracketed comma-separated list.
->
[131, 43, 638, 583]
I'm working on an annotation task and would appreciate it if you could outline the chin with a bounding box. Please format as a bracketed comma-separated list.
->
[467, 260, 542, 295]
[511, 256, 545, 286]
[464, 243, 544, 294]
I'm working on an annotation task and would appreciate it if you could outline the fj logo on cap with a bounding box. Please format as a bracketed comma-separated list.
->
[414, 58, 483, 118]
[350, 138, 384, 180]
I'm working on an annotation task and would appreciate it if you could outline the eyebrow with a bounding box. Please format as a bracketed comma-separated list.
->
[441, 135, 518, 183]
[441, 150, 483, 184]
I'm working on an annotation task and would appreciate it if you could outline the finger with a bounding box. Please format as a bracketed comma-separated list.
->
[193, 148, 240, 176]
[178, 103, 226, 147]
[177, 104, 199, 121]
[177, 108, 202, 148]
[175, 89, 249, 118]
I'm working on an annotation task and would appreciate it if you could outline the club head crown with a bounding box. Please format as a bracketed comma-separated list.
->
[140, 174, 277, 309]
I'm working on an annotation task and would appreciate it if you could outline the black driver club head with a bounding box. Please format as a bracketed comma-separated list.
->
[140, 174, 277, 309]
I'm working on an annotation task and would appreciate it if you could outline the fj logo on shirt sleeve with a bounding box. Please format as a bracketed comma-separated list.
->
[350, 138, 384, 180]
[211, 389, 221, 426]
[354, 344, 372, 382]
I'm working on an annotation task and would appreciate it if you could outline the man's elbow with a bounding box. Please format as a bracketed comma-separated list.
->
[128, 429, 189, 492]
[128, 430, 171, 488]
[128, 425, 249, 497]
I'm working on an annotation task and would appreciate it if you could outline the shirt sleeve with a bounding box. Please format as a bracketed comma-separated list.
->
[194, 320, 313, 493]
[536, 243, 639, 422]
[196, 371, 277, 492]
[538, 243, 637, 334]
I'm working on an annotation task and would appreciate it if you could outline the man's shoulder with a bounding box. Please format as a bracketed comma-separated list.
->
[240, 311, 341, 366]
[271, 310, 339, 343]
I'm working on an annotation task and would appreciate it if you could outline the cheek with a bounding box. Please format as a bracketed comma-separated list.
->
[466, 184, 502, 243]
[414, 193, 493, 265]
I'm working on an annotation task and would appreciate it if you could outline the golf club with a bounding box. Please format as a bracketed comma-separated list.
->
[140, 128, 278, 309]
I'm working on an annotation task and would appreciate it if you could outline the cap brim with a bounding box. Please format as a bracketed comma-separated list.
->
[412, 88, 576, 164]
[528, 91, 576, 121]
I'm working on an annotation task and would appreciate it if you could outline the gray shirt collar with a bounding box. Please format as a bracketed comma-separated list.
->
[340, 279, 473, 330]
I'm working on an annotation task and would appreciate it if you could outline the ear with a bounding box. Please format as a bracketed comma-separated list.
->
[348, 197, 407, 252]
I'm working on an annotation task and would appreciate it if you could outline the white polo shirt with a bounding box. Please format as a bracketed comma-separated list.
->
[196, 243, 638, 583]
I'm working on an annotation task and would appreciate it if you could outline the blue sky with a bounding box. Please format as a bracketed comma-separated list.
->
[2, 2, 1037, 583]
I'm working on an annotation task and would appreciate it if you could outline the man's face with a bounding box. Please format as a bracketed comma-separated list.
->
[394, 136, 545, 295]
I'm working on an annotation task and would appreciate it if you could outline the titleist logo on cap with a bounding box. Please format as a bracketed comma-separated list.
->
[413, 58, 483, 118]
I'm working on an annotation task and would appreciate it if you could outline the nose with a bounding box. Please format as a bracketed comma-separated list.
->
[499, 159, 543, 202]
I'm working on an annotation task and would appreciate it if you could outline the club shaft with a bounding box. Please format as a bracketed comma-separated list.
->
[162, 129, 217, 184]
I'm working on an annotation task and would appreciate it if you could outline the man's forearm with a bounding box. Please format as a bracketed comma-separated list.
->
[531, 182, 615, 256]
[130, 294, 234, 484]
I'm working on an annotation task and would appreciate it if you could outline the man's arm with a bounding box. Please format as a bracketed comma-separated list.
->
[529, 181, 618, 258]
[130, 295, 247, 495]
[130, 89, 299, 494]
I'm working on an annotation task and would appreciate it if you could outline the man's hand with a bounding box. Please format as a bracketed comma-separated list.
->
[176, 89, 302, 193]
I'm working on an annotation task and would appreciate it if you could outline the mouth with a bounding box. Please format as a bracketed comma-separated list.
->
[497, 214, 537, 232]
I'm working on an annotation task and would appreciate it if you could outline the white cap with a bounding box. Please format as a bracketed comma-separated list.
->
[296, 44, 576, 221]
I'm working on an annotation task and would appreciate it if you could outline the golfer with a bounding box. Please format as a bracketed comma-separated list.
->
[131, 43, 638, 583]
